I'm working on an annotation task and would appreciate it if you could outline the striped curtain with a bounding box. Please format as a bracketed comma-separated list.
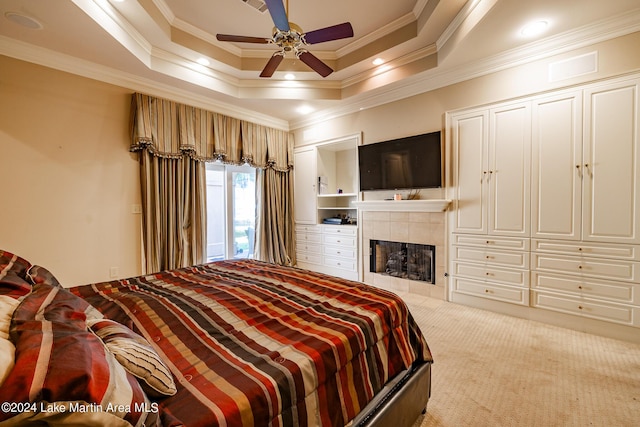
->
[130, 93, 295, 271]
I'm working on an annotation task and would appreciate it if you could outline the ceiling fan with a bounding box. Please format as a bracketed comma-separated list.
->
[216, 0, 353, 78]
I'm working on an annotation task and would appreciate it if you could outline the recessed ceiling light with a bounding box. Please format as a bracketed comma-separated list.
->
[372, 58, 384, 66]
[196, 57, 210, 66]
[4, 12, 43, 30]
[284, 73, 296, 80]
[297, 105, 314, 115]
[520, 20, 549, 37]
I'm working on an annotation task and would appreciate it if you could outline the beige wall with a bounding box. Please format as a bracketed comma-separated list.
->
[293, 32, 640, 147]
[0, 55, 141, 286]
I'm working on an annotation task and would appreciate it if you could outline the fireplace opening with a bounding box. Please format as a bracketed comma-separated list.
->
[369, 240, 435, 284]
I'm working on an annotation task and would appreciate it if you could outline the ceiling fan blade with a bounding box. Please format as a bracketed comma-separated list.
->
[264, 0, 290, 31]
[260, 53, 284, 78]
[216, 34, 270, 44]
[298, 51, 333, 77]
[304, 22, 354, 44]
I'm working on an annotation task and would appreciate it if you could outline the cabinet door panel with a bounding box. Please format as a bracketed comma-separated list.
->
[531, 93, 582, 239]
[452, 111, 489, 234]
[583, 80, 640, 243]
[293, 148, 317, 224]
[489, 103, 531, 236]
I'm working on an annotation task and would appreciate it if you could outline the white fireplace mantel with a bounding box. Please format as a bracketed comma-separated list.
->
[353, 199, 451, 212]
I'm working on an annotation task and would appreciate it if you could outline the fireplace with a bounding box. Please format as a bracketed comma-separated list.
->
[369, 240, 435, 284]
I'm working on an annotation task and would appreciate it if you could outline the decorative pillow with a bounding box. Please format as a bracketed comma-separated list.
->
[0, 271, 32, 299]
[0, 250, 31, 280]
[0, 283, 159, 426]
[0, 295, 20, 386]
[88, 318, 177, 398]
[26, 264, 61, 287]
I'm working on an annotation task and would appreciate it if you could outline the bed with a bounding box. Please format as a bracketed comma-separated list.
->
[1, 251, 432, 427]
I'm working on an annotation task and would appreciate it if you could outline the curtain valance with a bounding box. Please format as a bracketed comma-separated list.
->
[130, 93, 293, 171]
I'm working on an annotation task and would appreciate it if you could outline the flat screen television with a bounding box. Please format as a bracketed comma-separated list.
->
[358, 131, 442, 191]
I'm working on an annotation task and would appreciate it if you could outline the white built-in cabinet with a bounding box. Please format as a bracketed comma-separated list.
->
[293, 147, 317, 225]
[449, 75, 640, 339]
[450, 101, 531, 307]
[452, 102, 530, 237]
[293, 134, 361, 281]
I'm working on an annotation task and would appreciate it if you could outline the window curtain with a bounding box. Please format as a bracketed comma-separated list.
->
[254, 127, 296, 265]
[130, 93, 295, 272]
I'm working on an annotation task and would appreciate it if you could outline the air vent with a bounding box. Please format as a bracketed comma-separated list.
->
[242, 0, 268, 13]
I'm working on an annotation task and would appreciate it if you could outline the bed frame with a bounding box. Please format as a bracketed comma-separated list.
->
[351, 361, 431, 426]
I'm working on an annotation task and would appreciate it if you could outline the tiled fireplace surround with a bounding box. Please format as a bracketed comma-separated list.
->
[361, 209, 445, 299]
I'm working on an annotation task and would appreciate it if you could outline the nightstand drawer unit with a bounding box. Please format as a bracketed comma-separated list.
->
[451, 234, 530, 306]
[531, 239, 640, 327]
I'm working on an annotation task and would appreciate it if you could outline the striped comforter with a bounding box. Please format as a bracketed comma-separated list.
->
[70, 259, 433, 427]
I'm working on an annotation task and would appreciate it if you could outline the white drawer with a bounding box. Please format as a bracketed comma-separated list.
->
[532, 291, 638, 326]
[532, 239, 640, 261]
[453, 246, 529, 269]
[324, 257, 356, 271]
[296, 225, 320, 234]
[296, 252, 322, 265]
[322, 225, 357, 236]
[323, 234, 356, 247]
[531, 253, 640, 282]
[297, 242, 322, 254]
[452, 261, 529, 286]
[452, 234, 529, 251]
[531, 272, 639, 305]
[296, 232, 322, 244]
[452, 277, 529, 305]
[323, 246, 356, 259]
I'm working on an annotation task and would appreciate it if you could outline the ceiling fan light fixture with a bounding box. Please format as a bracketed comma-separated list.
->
[284, 73, 296, 80]
[217, 0, 353, 78]
[196, 57, 210, 66]
[372, 58, 384, 66]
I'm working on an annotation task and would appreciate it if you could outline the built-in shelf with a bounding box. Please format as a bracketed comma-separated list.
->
[318, 193, 358, 198]
[354, 199, 451, 212]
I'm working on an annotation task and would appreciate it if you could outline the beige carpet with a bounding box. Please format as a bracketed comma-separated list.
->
[398, 294, 640, 427]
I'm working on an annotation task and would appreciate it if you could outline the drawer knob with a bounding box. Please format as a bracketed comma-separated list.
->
[337, 240, 341, 243]
[578, 247, 583, 251]
[578, 285, 583, 290]
[485, 289, 489, 293]
[578, 305, 583, 310]
[578, 265, 583, 269]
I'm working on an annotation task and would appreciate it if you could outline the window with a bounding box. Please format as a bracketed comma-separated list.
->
[205, 163, 256, 261]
